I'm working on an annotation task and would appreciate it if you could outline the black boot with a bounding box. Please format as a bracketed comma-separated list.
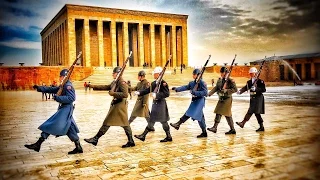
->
[160, 130, 172, 142]
[68, 140, 83, 154]
[24, 137, 45, 152]
[207, 122, 219, 133]
[197, 129, 208, 138]
[256, 123, 265, 132]
[84, 131, 104, 146]
[134, 128, 150, 141]
[225, 118, 236, 135]
[236, 119, 248, 128]
[122, 132, 135, 148]
[225, 129, 236, 134]
[170, 119, 183, 130]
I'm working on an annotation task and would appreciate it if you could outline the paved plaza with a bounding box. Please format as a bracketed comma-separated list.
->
[0, 89, 319, 179]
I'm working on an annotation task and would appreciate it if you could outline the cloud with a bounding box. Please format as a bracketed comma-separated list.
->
[0, 38, 41, 49]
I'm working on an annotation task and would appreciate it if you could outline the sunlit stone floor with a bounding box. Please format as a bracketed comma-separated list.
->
[0, 90, 319, 179]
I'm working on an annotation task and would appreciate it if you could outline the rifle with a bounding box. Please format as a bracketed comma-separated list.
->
[222, 54, 237, 90]
[153, 55, 172, 93]
[252, 59, 266, 87]
[56, 51, 82, 96]
[110, 51, 132, 92]
[193, 55, 211, 91]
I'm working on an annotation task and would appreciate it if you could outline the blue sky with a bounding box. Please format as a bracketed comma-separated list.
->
[0, 0, 319, 66]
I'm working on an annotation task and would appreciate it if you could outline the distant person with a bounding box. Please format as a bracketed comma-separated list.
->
[173, 67, 176, 75]
[211, 78, 215, 87]
[293, 79, 297, 86]
[41, 83, 48, 101]
[180, 64, 183, 74]
[88, 82, 91, 91]
[84, 82, 88, 91]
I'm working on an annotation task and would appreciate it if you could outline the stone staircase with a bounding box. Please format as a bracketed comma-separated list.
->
[72, 67, 248, 89]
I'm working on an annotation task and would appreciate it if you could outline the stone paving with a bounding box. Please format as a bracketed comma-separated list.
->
[0, 90, 319, 180]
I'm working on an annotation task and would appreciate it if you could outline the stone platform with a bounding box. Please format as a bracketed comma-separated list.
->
[0, 90, 319, 179]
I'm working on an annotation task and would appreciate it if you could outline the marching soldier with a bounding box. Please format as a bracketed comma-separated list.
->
[128, 70, 155, 131]
[207, 67, 238, 134]
[170, 69, 208, 138]
[134, 67, 172, 142]
[236, 67, 266, 131]
[25, 69, 83, 154]
[84, 67, 135, 148]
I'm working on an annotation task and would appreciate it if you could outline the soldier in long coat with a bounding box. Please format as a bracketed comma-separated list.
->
[128, 70, 155, 131]
[84, 67, 135, 148]
[207, 67, 238, 134]
[25, 69, 83, 154]
[134, 67, 171, 142]
[170, 69, 208, 138]
[236, 67, 266, 131]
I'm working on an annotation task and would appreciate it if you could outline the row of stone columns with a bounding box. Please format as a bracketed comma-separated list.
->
[42, 22, 66, 66]
[68, 18, 186, 68]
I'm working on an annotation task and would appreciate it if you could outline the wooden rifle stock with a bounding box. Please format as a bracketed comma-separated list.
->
[111, 51, 132, 91]
[153, 55, 172, 93]
[56, 51, 82, 96]
[222, 54, 237, 90]
[193, 55, 211, 91]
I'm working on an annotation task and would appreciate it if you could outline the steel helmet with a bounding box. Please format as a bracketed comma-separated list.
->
[249, 67, 258, 73]
[193, 69, 201, 75]
[138, 70, 146, 76]
[153, 66, 163, 74]
[113, 66, 121, 73]
[60, 69, 68, 76]
[220, 67, 229, 73]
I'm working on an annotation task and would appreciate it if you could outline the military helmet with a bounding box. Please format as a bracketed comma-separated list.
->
[138, 70, 146, 76]
[153, 66, 163, 74]
[113, 66, 121, 73]
[60, 69, 68, 76]
[249, 67, 258, 73]
[220, 67, 228, 73]
[192, 69, 201, 75]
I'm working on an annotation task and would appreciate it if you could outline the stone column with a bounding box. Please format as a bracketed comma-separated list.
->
[171, 25, 177, 68]
[284, 63, 289, 80]
[291, 63, 296, 80]
[182, 25, 188, 67]
[150, 24, 155, 68]
[132, 25, 138, 66]
[123, 21, 129, 62]
[161, 25, 166, 67]
[138, 23, 144, 67]
[111, 20, 117, 66]
[311, 63, 316, 79]
[301, 63, 306, 80]
[61, 23, 65, 66]
[67, 17, 76, 66]
[57, 27, 61, 65]
[53, 30, 56, 65]
[84, 19, 90, 67]
[98, 20, 104, 67]
[48, 34, 51, 66]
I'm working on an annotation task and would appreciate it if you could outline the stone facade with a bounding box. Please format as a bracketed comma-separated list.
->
[251, 53, 320, 82]
[40, 4, 189, 68]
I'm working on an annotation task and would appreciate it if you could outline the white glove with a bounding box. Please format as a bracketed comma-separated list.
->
[237, 91, 241, 95]
[152, 93, 157, 99]
[251, 86, 256, 91]
[134, 91, 140, 96]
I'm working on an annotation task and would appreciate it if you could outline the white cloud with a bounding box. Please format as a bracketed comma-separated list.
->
[0, 38, 41, 49]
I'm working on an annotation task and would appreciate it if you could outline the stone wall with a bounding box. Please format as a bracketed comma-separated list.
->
[206, 65, 252, 78]
[0, 66, 92, 90]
